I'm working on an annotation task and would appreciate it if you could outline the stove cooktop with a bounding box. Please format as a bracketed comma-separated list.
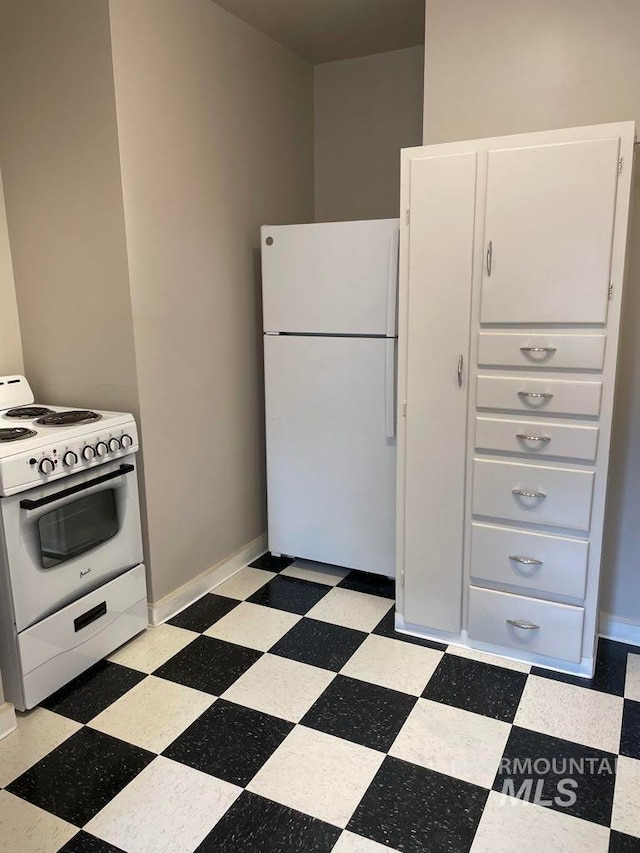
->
[0, 428, 38, 443]
[4, 407, 54, 419]
[35, 410, 102, 427]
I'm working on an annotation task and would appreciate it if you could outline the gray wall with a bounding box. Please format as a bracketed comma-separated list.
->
[424, 0, 640, 624]
[0, 0, 314, 607]
[0, 173, 23, 376]
[109, 0, 315, 602]
[315, 46, 424, 222]
[0, 0, 138, 415]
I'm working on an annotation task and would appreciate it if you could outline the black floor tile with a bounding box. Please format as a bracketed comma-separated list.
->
[302, 674, 416, 752]
[7, 728, 154, 826]
[337, 570, 395, 600]
[494, 726, 617, 827]
[167, 593, 239, 633]
[620, 699, 640, 759]
[40, 661, 146, 723]
[422, 654, 527, 722]
[270, 618, 366, 672]
[249, 553, 296, 573]
[247, 575, 330, 615]
[59, 832, 126, 852]
[163, 699, 293, 786]
[610, 830, 640, 852]
[195, 791, 340, 852]
[348, 755, 488, 852]
[531, 638, 636, 696]
[372, 610, 448, 651]
[154, 635, 261, 694]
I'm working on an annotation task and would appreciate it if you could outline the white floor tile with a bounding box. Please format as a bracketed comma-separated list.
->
[204, 601, 300, 651]
[389, 698, 511, 788]
[0, 708, 81, 788]
[612, 755, 640, 838]
[470, 791, 610, 853]
[281, 559, 350, 587]
[513, 675, 624, 753]
[86, 756, 241, 853]
[89, 676, 215, 753]
[212, 567, 276, 600]
[624, 653, 640, 701]
[248, 726, 384, 829]
[306, 587, 393, 633]
[0, 790, 76, 853]
[340, 634, 443, 696]
[332, 830, 399, 852]
[446, 643, 531, 674]
[221, 654, 334, 722]
[108, 624, 199, 673]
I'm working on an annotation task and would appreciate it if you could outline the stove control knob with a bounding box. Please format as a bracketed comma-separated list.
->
[63, 451, 78, 467]
[121, 434, 133, 449]
[82, 445, 96, 461]
[38, 457, 55, 475]
[109, 437, 121, 453]
[96, 441, 109, 457]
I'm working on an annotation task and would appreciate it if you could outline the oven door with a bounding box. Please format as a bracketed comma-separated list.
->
[1, 456, 143, 631]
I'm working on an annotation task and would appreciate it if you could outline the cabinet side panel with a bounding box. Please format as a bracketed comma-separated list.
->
[402, 153, 476, 632]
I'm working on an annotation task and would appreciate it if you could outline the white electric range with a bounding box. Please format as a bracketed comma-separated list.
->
[0, 375, 147, 710]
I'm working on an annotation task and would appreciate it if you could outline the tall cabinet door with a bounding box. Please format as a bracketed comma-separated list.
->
[480, 137, 620, 324]
[401, 153, 477, 633]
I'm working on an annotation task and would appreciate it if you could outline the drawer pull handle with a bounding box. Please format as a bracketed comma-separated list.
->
[512, 488, 547, 500]
[516, 433, 551, 443]
[507, 619, 540, 630]
[520, 346, 557, 354]
[509, 555, 543, 566]
[518, 391, 553, 401]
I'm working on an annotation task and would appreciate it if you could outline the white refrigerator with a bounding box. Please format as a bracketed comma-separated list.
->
[261, 218, 399, 577]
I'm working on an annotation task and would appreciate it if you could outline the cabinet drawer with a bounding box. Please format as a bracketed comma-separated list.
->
[468, 586, 584, 663]
[472, 458, 595, 531]
[475, 417, 599, 462]
[477, 375, 602, 417]
[477, 332, 606, 371]
[471, 522, 589, 599]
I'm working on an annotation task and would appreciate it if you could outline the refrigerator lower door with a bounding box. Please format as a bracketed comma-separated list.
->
[264, 335, 396, 576]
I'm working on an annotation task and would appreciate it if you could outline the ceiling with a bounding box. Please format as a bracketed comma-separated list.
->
[212, 0, 425, 64]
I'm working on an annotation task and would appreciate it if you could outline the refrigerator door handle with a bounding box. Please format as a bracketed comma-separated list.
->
[385, 229, 400, 337]
[385, 338, 397, 440]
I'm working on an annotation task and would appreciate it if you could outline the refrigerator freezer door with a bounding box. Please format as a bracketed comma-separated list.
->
[264, 335, 396, 575]
[261, 219, 400, 336]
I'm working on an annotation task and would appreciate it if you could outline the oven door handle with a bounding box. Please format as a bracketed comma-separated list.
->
[20, 464, 135, 511]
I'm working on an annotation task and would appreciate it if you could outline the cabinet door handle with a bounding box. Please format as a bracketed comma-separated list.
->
[520, 346, 557, 354]
[512, 488, 547, 500]
[509, 555, 543, 566]
[518, 391, 553, 401]
[507, 619, 540, 630]
[486, 240, 493, 276]
[516, 434, 551, 443]
[457, 354, 464, 387]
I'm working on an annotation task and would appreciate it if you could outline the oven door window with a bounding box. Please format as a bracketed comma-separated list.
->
[37, 489, 119, 568]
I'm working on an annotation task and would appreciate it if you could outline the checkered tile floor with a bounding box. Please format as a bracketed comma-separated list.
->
[2, 554, 640, 852]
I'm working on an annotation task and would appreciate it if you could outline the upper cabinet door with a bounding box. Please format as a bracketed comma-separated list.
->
[480, 138, 620, 324]
[261, 219, 400, 336]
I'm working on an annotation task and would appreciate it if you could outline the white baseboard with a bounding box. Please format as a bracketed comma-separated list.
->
[148, 534, 267, 626]
[599, 611, 640, 647]
[0, 701, 17, 741]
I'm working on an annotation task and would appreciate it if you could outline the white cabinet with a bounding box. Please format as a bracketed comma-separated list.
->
[401, 152, 476, 633]
[480, 138, 620, 324]
[397, 122, 634, 675]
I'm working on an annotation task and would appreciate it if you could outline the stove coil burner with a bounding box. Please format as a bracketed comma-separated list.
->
[35, 410, 102, 426]
[4, 406, 54, 419]
[0, 427, 37, 442]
